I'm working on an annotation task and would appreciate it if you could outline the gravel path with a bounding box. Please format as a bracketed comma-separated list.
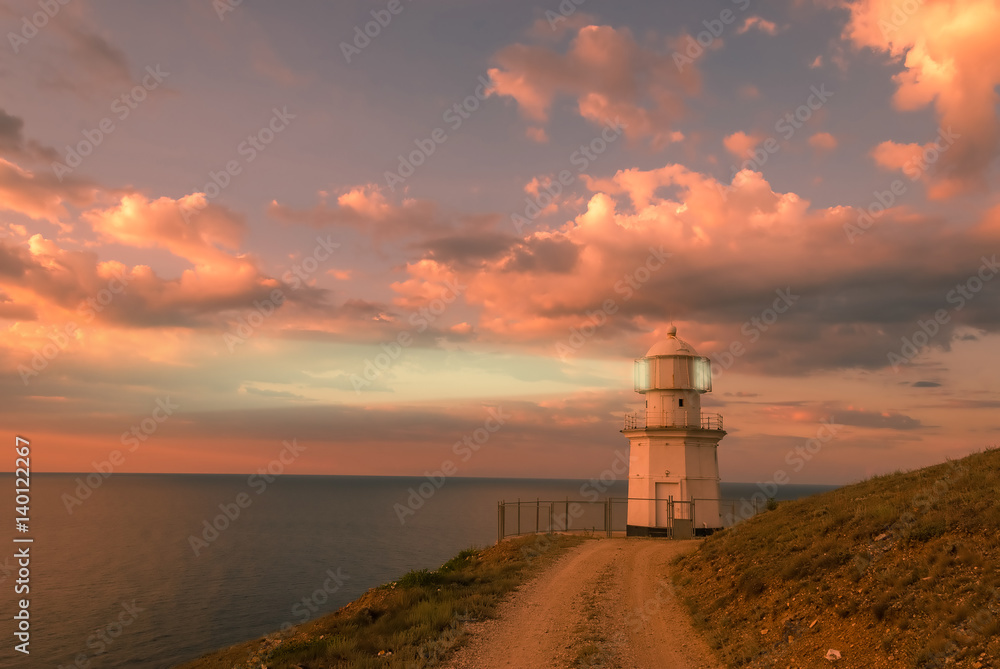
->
[445, 537, 722, 669]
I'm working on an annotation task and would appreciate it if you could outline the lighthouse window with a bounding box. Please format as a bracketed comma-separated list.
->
[678, 399, 684, 407]
[692, 357, 713, 392]
[634, 359, 651, 392]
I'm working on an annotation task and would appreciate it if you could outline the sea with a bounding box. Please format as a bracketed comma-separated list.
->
[0, 475, 837, 668]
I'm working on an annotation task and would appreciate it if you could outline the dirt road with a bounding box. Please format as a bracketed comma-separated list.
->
[446, 537, 722, 669]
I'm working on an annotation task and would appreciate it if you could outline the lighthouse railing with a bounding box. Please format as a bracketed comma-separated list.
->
[622, 411, 724, 431]
[496, 495, 763, 542]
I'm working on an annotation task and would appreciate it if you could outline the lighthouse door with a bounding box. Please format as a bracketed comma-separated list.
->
[654, 482, 680, 527]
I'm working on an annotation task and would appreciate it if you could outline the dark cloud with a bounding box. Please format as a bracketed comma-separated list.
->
[0, 109, 57, 162]
[912, 381, 941, 388]
[502, 237, 580, 274]
[0, 243, 30, 278]
[422, 232, 518, 265]
[268, 189, 447, 243]
[829, 408, 922, 431]
[243, 387, 310, 400]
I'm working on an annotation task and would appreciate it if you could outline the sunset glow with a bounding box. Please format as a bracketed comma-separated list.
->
[2, 0, 999, 483]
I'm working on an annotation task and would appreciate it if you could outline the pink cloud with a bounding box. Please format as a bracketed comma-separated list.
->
[809, 131, 838, 151]
[737, 16, 782, 35]
[269, 185, 443, 242]
[723, 131, 763, 157]
[488, 24, 700, 147]
[525, 126, 549, 143]
[0, 158, 99, 225]
[840, 0, 1000, 197]
[368, 159, 1000, 375]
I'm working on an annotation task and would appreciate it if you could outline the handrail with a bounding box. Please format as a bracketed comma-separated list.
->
[623, 411, 724, 431]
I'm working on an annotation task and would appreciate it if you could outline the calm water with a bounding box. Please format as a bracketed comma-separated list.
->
[0, 475, 835, 668]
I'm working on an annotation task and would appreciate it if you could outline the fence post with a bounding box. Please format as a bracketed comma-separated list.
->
[668, 495, 673, 539]
[565, 498, 570, 532]
[548, 503, 554, 534]
[536, 498, 540, 534]
[517, 498, 521, 536]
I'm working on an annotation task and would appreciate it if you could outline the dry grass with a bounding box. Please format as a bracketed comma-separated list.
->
[673, 447, 1000, 669]
[178, 534, 586, 669]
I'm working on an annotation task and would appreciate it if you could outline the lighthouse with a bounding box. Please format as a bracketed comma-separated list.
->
[622, 326, 725, 537]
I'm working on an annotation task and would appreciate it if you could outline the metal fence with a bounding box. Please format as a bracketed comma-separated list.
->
[497, 496, 765, 542]
[622, 410, 724, 431]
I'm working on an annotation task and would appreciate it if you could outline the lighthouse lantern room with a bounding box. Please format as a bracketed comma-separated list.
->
[622, 326, 726, 537]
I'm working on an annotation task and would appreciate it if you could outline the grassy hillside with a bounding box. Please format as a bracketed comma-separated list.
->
[674, 448, 1000, 669]
[178, 534, 584, 669]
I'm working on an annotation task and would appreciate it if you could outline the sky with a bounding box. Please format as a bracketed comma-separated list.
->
[0, 0, 998, 484]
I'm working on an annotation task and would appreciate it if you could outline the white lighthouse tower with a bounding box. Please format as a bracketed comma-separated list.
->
[622, 326, 725, 537]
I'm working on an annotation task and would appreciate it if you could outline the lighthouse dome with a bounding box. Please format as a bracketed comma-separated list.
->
[645, 325, 698, 357]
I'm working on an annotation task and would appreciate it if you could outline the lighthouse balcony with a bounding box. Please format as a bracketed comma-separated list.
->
[623, 410, 724, 431]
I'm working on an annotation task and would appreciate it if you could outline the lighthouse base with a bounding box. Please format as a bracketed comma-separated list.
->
[627, 522, 720, 538]
[627, 520, 694, 538]
[626, 524, 673, 538]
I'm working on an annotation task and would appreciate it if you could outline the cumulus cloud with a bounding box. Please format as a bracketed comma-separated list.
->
[737, 16, 783, 35]
[809, 131, 837, 151]
[488, 24, 700, 147]
[268, 185, 444, 242]
[0, 109, 58, 163]
[724, 131, 763, 157]
[376, 160, 1000, 374]
[762, 404, 922, 430]
[0, 158, 100, 224]
[839, 0, 1000, 197]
